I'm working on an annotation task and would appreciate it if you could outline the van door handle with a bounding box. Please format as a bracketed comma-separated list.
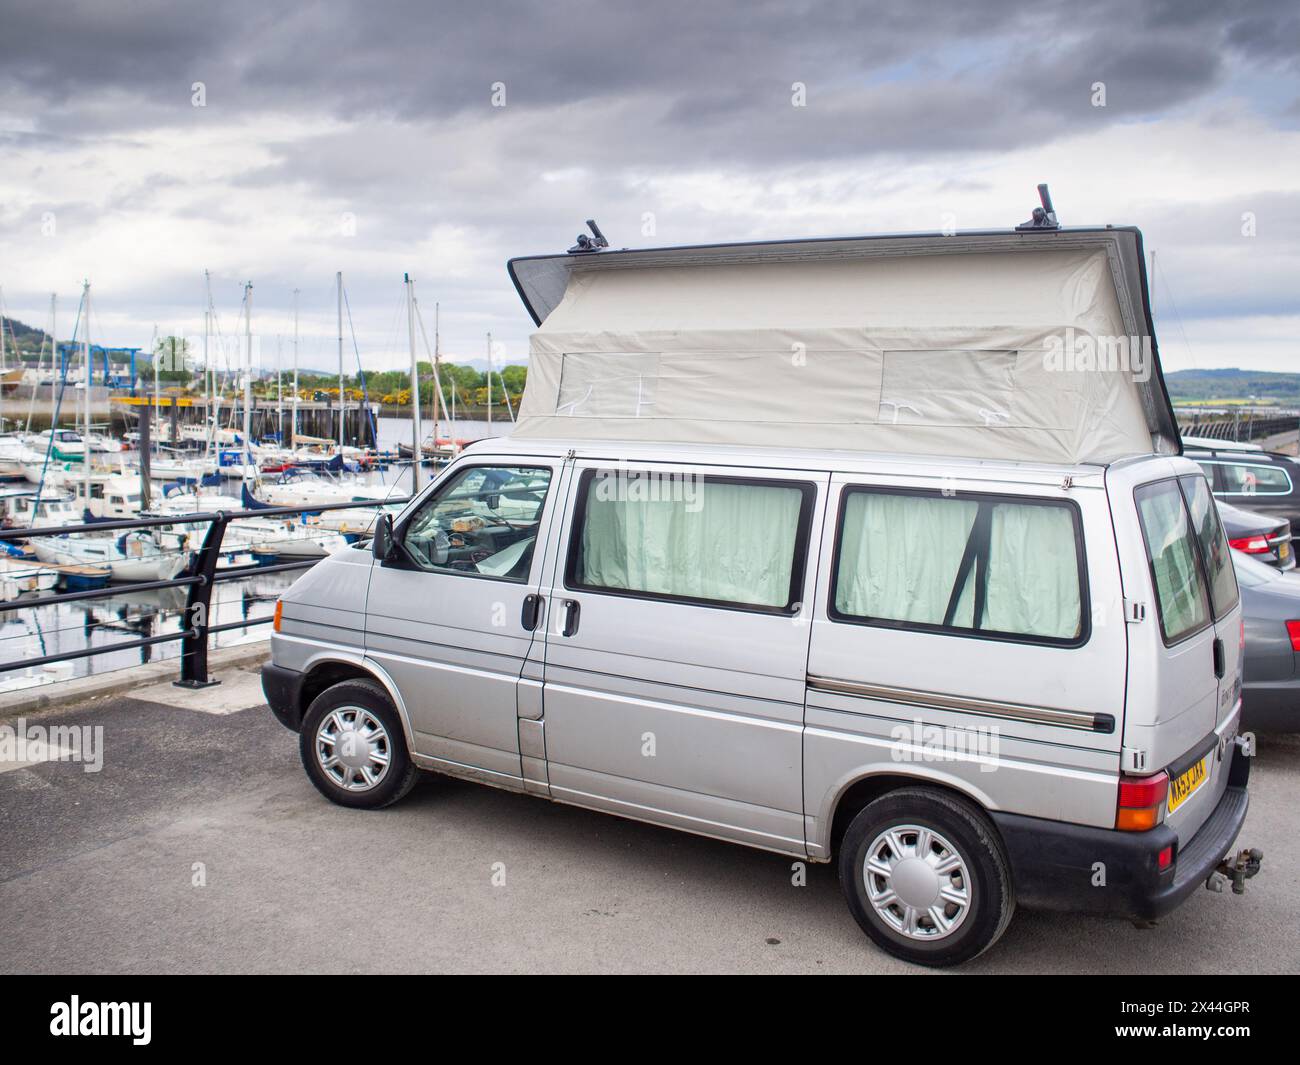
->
[1213, 637, 1225, 679]
[521, 593, 542, 631]
[561, 599, 581, 637]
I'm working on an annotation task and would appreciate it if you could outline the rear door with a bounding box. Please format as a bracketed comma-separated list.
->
[1170, 472, 1243, 838]
[1110, 461, 1239, 845]
[1179, 472, 1242, 731]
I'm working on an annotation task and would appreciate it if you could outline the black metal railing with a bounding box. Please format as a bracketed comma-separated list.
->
[1177, 410, 1300, 444]
[0, 495, 410, 687]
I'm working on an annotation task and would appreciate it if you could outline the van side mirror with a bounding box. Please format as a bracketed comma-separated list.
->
[372, 513, 394, 561]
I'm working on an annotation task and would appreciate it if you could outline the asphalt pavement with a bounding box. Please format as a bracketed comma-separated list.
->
[1, 665, 1296, 974]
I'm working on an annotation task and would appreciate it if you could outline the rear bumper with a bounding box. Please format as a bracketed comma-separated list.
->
[261, 662, 305, 732]
[991, 748, 1252, 922]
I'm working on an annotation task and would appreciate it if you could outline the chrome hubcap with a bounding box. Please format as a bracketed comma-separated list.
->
[315, 706, 391, 792]
[864, 824, 972, 941]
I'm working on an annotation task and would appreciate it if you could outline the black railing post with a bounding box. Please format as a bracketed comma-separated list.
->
[175, 513, 228, 689]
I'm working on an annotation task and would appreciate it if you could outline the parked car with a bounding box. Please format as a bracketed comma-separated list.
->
[264, 220, 1259, 966]
[1217, 500, 1294, 570]
[1235, 551, 1300, 731]
[1185, 440, 1300, 540]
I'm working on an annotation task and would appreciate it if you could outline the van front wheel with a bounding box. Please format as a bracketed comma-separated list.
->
[838, 787, 1014, 967]
[299, 679, 419, 809]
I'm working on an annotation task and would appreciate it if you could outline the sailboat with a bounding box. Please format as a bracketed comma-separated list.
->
[31, 527, 190, 582]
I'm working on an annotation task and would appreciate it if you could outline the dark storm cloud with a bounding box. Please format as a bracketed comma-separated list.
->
[3, 0, 1291, 157]
[2, 0, 1297, 367]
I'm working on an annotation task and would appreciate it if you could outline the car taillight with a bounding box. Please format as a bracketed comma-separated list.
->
[273, 599, 283, 633]
[1116, 771, 1168, 831]
[1157, 845, 1173, 870]
[1229, 535, 1271, 554]
[1287, 620, 1300, 653]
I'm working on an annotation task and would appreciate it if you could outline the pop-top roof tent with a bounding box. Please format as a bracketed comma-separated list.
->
[506, 191, 1180, 466]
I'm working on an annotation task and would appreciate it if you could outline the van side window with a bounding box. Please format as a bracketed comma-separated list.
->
[401, 465, 552, 581]
[1218, 462, 1291, 495]
[830, 488, 1086, 644]
[567, 470, 812, 613]
[1134, 481, 1212, 644]
[1178, 474, 1239, 620]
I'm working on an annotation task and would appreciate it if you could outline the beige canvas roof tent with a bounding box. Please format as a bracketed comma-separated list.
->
[507, 205, 1180, 466]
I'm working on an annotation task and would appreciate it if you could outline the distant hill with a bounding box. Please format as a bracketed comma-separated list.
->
[1, 315, 50, 357]
[1165, 368, 1300, 405]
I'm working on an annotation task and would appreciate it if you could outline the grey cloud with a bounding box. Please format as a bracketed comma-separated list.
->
[5, 0, 1286, 153]
[1, 0, 1298, 367]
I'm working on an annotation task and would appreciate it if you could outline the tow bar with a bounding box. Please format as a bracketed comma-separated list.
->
[1207, 848, 1263, 895]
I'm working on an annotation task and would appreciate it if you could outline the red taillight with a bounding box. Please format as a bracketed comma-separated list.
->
[1286, 620, 1300, 653]
[1116, 771, 1168, 831]
[1229, 535, 1271, 554]
[1157, 845, 1173, 870]
[273, 599, 283, 633]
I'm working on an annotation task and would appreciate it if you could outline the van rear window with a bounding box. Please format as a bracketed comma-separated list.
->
[1178, 474, 1239, 620]
[830, 488, 1086, 644]
[1134, 481, 1212, 644]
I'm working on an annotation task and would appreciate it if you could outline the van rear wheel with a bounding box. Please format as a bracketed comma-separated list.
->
[299, 679, 419, 809]
[838, 787, 1014, 967]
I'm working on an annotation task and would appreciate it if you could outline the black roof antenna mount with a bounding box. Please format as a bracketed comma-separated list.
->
[1015, 183, 1061, 231]
[567, 219, 609, 253]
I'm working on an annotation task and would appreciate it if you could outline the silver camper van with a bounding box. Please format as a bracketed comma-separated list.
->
[262, 218, 1261, 966]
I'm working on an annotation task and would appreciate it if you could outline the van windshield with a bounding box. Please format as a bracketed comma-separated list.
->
[402, 465, 552, 582]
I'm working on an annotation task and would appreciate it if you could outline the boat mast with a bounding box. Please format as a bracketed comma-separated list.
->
[203, 270, 212, 457]
[336, 271, 344, 451]
[486, 331, 493, 434]
[82, 281, 92, 512]
[276, 334, 283, 443]
[433, 301, 440, 460]
[243, 282, 253, 472]
[292, 288, 299, 448]
[405, 273, 422, 494]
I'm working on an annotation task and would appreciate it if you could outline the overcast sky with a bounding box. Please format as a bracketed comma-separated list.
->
[1, 0, 1297, 374]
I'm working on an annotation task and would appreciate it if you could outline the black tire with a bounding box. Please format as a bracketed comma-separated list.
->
[299, 679, 419, 809]
[838, 787, 1014, 967]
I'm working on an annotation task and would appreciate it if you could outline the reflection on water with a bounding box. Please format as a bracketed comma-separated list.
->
[0, 418, 512, 684]
[0, 571, 299, 682]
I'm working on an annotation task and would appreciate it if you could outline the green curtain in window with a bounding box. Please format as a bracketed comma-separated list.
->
[579, 479, 803, 608]
[835, 492, 1082, 639]
[981, 503, 1081, 638]
[835, 493, 979, 624]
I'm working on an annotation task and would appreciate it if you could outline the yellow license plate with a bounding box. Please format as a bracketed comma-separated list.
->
[1281, 542, 1290, 561]
[1167, 756, 1209, 813]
